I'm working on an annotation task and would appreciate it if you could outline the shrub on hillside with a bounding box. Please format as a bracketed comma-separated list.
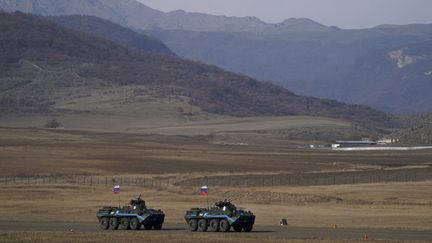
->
[44, 119, 62, 129]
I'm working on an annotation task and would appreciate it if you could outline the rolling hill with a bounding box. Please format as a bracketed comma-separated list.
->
[2, 0, 432, 114]
[393, 115, 432, 145]
[47, 15, 175, 55]
[0, 11, 396, 128]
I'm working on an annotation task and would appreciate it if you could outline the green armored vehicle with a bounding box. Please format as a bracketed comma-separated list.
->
[97, 195, 165, 230]
[184, 199, 255, 232]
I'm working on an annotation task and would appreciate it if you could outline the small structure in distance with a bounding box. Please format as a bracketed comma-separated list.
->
[332, 139, 377, 149]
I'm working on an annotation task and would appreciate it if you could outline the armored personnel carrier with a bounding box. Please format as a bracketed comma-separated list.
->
[184, 199, 255, 232]
[97, 195, 165, 230]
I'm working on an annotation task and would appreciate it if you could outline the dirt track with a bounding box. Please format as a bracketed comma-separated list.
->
[0, 221, 431, 241]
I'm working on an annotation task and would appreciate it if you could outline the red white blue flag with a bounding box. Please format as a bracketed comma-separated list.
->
[199, 185, 208, 196]
[113, 185, 120, 194]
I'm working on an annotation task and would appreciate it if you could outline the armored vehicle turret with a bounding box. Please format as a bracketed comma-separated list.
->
[184, 199, 255, 232]
[97, 195, 165, 230]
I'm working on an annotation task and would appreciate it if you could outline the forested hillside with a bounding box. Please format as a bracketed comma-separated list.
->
[0, 11, 397, 127]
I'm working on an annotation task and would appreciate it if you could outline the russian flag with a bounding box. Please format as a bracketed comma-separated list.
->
[113, 185, 120, 194]
[199, 185, 208, 196]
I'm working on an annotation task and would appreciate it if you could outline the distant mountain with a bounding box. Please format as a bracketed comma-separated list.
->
[333, 40, 432, 114]
[264, 17, 330, 33]
[47, 15, 175, 55]
[0, 0, 333, 33]
[0, 11, 396, 127]
[2, 0, 432, 114]
[144, 25, 432, 114]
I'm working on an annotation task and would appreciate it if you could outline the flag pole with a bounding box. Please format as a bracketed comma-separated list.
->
[113, 184, 121, 208]
[199, 185, 209, 208]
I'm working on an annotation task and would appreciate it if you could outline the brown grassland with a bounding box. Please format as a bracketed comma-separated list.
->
[0, 126, 431, 242]
[1, 232, 427, 243]
[1, 182, 432, 229]
[2, 232, 424, 243]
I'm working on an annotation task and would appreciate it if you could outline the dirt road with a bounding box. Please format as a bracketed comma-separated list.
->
[1, 221, 431, 241]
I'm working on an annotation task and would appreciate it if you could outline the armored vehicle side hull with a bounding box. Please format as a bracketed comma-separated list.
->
[97, 208, 165, 230]
[184, 205, 255, 232]
[96, 196, 165, 231]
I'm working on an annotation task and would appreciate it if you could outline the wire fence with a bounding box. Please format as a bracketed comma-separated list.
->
[0, 175, 176, 188]
[177, 169, 432, 187]
[1, 168, 431, 188]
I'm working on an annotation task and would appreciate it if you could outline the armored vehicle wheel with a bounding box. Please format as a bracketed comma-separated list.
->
[219, 219, 230, 232]
[143, 223, 152, 230]
[109, 217, 119, 230]
[119, 217, 130, 230]
[153, 223, 163, 230]
[208, 219, 220, 232]
[130, 217, 140, 230]
[233, 226, 242, 232]
[188, 219, 198, 231]
[100, 217, 109, 230]
[197, 219, 208, 232]
[243, 223, 253, 232]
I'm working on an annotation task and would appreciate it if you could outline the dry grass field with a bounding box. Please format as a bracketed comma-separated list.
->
[0, 127, 431, 242]
[1, 231, 417, 243]
[1, 182, 431, 230]
[0, 86, 350, 134]
[1, 127, 431, 176]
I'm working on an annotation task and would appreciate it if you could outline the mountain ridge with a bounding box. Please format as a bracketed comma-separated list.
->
[144, 26, 432, 114]
[0, 0, 333, 33]
[333, 39, 432, 114]
[2, 0, 432, 114]
[46, 14, 175, 55]
[0, 11, 397, 128]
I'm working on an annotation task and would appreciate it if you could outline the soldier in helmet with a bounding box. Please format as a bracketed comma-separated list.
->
[130, 195, 146, 210]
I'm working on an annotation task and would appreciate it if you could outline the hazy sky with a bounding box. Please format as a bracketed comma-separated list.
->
[138, 0, 432, 29]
